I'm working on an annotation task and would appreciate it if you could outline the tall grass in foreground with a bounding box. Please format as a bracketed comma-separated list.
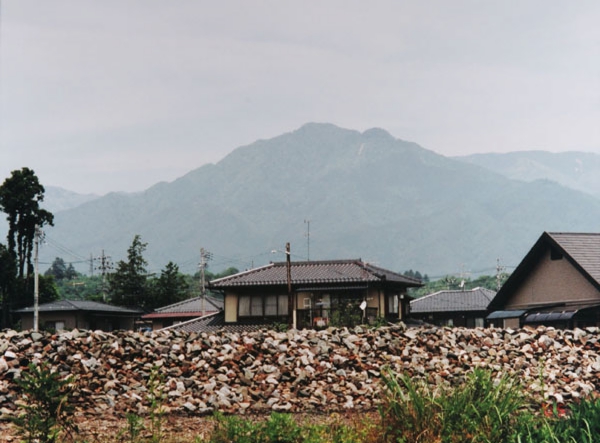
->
[379, 368, 531, 443]
[518, 396, 600, 443]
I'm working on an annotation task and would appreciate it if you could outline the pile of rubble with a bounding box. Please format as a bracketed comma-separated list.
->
[1, 323, 600, 419]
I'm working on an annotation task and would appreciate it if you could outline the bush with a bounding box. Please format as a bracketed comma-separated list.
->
[12, 362, 77, 443]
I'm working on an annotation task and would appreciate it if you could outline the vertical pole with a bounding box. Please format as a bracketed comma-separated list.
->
[200, 248, 206, 316]
[33, 225, 40, 332]
[304, 219, 310, 261]
[286, 242, 294, 329]
[496, 258, 504, 291]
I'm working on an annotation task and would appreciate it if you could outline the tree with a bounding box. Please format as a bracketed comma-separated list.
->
[0, 169, 54, 328]
[45, 258, 78, 281]
[0, 168, 54, 279]
[45, 257, 67, 280]
[204, 266, 240, 281]
[0, 243, 17, 328]
[151, 261, 189, 308]
[108, 235, 150, 308]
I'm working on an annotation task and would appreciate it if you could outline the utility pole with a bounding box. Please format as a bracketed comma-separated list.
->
[199, 248, 212, 316]
[33, 225, 42, 332]
[95, 250, 112, 301]
[286, 242, 294, 329]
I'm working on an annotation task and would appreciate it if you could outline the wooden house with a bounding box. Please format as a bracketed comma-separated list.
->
[208, 259, 422, 330]
[487, 232, 600, 329]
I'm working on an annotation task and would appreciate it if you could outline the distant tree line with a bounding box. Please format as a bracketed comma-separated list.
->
[402, 269, 430, 282]
[44, 236, 239, 311]
[407, 272, 510, 299]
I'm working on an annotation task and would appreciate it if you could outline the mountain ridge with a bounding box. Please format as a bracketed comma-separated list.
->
[11, 123, 600, 278]
[456, 150, 600, 198]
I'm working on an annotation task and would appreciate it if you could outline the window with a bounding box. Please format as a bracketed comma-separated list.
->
[251, 296, 262, 315]
[43, 321, 65, 331]
[239, 295, 251, 316]
[550, 247, 563, 261]
[239, 294, 288, 317]
[265, 295, 278, 316]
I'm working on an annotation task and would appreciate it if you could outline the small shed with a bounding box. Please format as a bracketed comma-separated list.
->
[15, 300, 142, 331]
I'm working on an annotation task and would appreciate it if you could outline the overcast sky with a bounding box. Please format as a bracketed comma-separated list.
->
[1, 1, 599, 195]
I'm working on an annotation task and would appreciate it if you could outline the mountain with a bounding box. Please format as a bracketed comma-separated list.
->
[42, 186, 100, 213]
[456, 151, 600, 198]
[0, 186, 99, 241]
[39, 123, 600, 278]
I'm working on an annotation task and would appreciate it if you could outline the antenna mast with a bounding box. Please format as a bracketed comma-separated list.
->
[304, 219, 310, 261]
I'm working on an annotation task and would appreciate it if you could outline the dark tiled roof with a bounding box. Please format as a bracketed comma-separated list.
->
[142, 296, 223, 319]
[209, 259, 421, 288]
[162, 312, 272, 334]
[15, 300, 142, 314]
[410, 287, 496, 313]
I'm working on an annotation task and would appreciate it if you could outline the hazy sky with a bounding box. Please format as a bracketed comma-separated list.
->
[1, 1, 599, 195]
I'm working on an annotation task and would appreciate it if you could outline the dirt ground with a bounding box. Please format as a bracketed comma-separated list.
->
[0, 410, 378, 442]
[1, 414, 213, 443]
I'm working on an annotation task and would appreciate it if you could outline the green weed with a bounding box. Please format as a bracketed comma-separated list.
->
[12, 362, 77, 443]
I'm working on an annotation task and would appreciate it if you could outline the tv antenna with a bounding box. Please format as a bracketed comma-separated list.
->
[304, 219, 310, 261]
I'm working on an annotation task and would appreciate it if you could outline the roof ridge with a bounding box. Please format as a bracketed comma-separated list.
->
[270, 258, 362, 266]
[209, 263, 275, 284]
[160, 311, 221, 331]
[155, 295, 221, 312]
[64, 299, 81, 310]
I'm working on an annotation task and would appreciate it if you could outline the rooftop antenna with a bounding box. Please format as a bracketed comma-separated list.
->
[304, 219, 310, 261]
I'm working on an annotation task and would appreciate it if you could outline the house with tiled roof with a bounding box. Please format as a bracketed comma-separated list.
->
[410, 287, 496, 328]
[487, 232, 600, 329]
[15, 300, 143, 331]
[207, 258, 422, 330]
[142, 295, 223, 330]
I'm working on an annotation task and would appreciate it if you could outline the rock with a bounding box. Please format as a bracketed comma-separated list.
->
[0, 325, 599, 418]
[3, 351, 17, 360]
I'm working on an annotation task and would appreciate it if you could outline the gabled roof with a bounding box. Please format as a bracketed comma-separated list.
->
[209, 259, 422, 289]
[489, 232, 600, 311]
[142, 295, 223, 319]
[410, 287, 496, 313]
[15, 300, 142, 315]
[161, 311, 271, 333]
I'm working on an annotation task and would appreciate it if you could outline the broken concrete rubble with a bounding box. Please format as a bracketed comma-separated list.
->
[1, 323, 599, 420]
